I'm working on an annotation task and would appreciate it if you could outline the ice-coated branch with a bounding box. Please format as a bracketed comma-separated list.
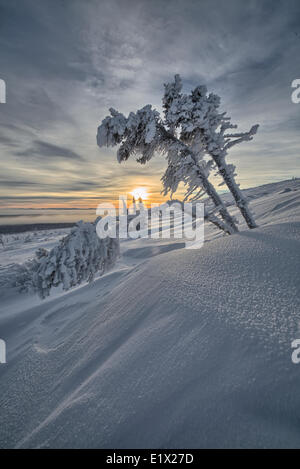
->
[97, 105, 161, 164]
[224, 125, 259, 150]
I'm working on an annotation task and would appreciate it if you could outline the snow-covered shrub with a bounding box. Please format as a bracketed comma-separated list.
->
[19, 220, 119, 299]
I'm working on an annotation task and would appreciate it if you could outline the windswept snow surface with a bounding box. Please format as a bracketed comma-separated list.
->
[0, 179, 300, 448]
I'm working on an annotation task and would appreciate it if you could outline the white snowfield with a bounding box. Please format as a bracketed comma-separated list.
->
[0, 179, 299, 448]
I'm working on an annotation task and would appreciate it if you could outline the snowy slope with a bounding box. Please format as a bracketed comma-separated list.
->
[0, 179, 299, 448]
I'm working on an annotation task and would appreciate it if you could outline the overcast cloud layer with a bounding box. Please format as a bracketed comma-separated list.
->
[0, 0, 299, 209]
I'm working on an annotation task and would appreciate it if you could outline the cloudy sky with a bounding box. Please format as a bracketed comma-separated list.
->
[0, 0, 299, 211]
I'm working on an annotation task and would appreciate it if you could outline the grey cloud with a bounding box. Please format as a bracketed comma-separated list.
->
[0, 195, 109, 201]
[0, 134, 18, 147]
[0, 176, 115, 194]
[15, 140, 83, 160]
[0, 179, 40, 186]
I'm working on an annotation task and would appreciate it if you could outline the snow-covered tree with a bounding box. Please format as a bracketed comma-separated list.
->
[97, 106, 237, 234]
[97, 75, 259, 234]
[163, 75, 258, 228]
[18, 220, 119, 299]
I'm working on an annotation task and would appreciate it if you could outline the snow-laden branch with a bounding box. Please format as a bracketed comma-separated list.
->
[224, 124, 259, 150]
[97, 105, 160, 164]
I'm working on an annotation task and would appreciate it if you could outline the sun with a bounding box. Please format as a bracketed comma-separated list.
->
[131, 187, 148, 200]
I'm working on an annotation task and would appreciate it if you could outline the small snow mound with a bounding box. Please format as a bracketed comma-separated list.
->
[280, 188, 292, 194]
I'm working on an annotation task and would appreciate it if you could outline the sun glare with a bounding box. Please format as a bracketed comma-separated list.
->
[131, 187, 148, 200]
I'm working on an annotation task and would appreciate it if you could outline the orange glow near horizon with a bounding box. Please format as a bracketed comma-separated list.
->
[0, 185, 174, 211]
[130, 187, 149, 201]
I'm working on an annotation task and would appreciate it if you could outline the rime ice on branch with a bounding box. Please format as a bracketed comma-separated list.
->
[97, 75, 259, 233]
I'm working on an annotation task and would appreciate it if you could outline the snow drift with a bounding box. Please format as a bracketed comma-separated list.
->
[0, 180, 299, 448]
